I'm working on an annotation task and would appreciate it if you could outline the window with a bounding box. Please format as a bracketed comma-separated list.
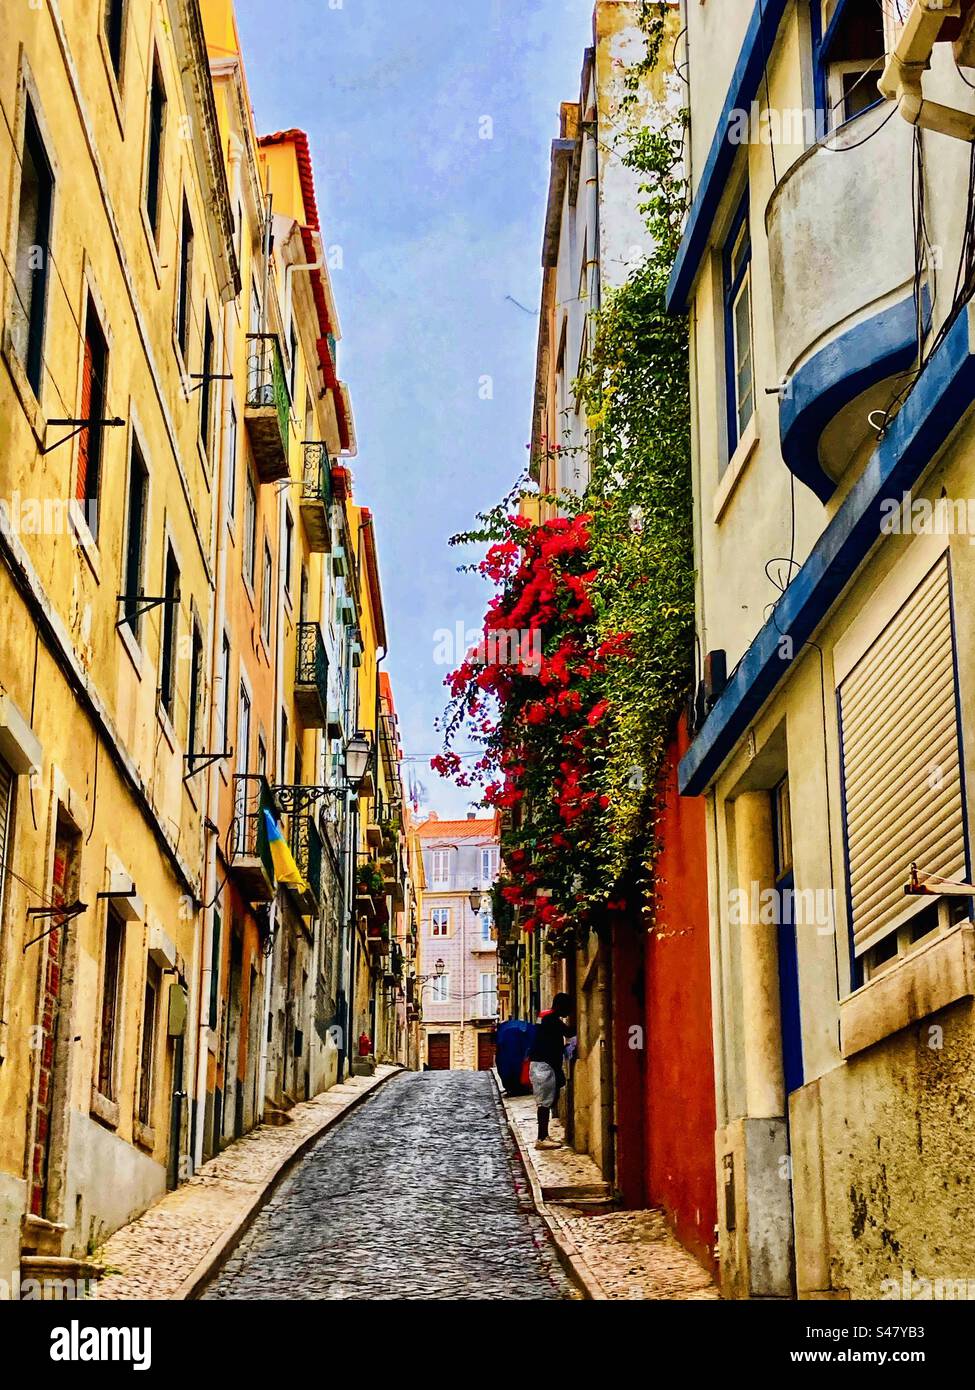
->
[104, 0, 125, 81]
[187, 619, 203, 760]
[838, 556, 967, 981]
[145, 58, 166, 245]
[284, 509, 294, 597]
[12, 101, 54, 396]
[289, 322, 298, 400]
[159, 543, 180, 718]
[431, 973, 449, 1004]
[176, 197, 193, 360]
[261, 539, 272, 644]
[0, 759, 14, 934]
[238, 684, 251, 774]
[431, 849, 450, 885]
[137, 959, 160, 1127]
[226, 403, 238, 520]
[814, 0, 892, 132]
[478, 973, 497, 1017]
[243, 470, 257, 587]
[257, 731, 267, 777]
[431, 908, 449, 938]
[122, 438, 148, 638]
[480, 910, 492, 943]
[77, 296, 108, 538]
[98, 908, 125, 1100]
[480, 847, 497, 883]
[208, 910, 221, 1031]
[217, 632, 231, 752]
[723, 198, 754, 460]
[200, 305, 214, 456]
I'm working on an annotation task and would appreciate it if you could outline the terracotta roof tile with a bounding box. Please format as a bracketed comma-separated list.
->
[416, 816, 498, 839]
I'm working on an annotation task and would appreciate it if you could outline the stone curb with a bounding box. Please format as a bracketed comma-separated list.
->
[491, 1070, 612, 1302]
[175, 1066, 406, 1300]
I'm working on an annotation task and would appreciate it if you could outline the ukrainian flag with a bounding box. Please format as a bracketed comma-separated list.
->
[262, 809, 307, 891]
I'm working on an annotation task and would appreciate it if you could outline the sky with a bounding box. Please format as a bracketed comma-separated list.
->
[234, 0, 595, 818]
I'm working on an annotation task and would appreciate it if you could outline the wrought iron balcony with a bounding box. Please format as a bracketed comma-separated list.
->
[231, 773, 278, 902]
[244, 333, 290, 482]
[300, 443, 333, 552]
[288, 811, 323, 918]
[294, 622, 328, 728]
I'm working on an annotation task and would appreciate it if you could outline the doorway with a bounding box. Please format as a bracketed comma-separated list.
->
[476, 1032, 495, 1071]
[427, 1033, 450, 1070]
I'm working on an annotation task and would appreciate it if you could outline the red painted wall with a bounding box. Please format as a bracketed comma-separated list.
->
[645, 717, 718, 1273]
[612, 917, 647, 1208]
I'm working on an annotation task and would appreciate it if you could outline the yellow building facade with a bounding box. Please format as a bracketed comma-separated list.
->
[0, 0, 412, 1296]
[0, 0, 238, 1279]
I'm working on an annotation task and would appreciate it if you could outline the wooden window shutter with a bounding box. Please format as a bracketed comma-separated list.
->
[76, 330, 95, 502]
[839, 556, 967, 957]
[0, 758, 12, 924]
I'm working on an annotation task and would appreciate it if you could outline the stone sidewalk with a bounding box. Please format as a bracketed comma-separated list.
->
[95, 1066, 401, 1300]
[502, 1090, 720, 1301]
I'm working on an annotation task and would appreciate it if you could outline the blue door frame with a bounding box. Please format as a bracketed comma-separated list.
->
[776, 870, 804, 1095]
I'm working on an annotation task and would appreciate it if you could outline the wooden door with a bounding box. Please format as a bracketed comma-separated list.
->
[477, 1032, 495, 1071]
[427, 1033, 450, 1070]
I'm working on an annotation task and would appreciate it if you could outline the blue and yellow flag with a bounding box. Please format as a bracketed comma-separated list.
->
[262, 809, 307, 891]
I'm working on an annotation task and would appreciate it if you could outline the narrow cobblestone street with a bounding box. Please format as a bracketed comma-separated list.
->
[203, 1071, 576, 1300]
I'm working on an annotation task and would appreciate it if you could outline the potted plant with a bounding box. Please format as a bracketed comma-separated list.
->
[356, 861, 384, 899]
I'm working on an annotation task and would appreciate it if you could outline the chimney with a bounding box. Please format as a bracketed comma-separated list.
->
[467, 812, 476, 820]
[428, 811, 438, 822]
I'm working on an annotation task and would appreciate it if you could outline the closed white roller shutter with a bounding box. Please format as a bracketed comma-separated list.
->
[839, 556, 967, 957]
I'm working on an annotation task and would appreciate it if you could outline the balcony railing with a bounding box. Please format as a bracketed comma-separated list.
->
[294, 622, 328, 729]
[300, 443, 333, 553]
[244, 333, 290, 482]
[288, 812, 323, 917]
[231, 773, 277, 902]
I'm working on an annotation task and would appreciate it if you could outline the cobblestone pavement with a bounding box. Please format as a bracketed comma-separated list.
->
[505, 1093, 720, 1301]
[97, 1067, 399, 1300]
[203, 1071, 577, 1300]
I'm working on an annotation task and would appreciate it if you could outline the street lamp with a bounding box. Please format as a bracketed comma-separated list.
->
[344, 732, 372, 791]
[468, 885, 483, 913]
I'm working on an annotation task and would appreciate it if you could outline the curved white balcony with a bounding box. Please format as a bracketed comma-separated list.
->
[765, 107, 923, 502]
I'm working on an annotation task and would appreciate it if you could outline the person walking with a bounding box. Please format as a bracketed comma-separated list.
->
[528, 993, 571, 1150]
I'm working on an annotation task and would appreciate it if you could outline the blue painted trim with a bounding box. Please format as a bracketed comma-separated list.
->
[679, 305, 975, 796]
[666, 0, 790, 314]
[779, 291, 924, 505]
[810, 0, 827, 126]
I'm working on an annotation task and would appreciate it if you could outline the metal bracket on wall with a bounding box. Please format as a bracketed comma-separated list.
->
[23, 899, 87, 952]
[183, 749, 234, 782]
[42, 417, 125, 454]
[115, 590, 180, 630]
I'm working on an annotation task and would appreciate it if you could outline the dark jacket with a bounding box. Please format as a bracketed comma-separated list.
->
[528, 1011, 569, 1078]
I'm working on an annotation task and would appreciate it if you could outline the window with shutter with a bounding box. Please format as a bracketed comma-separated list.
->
[77, 298, 108, 535]
[0, 758, 13, 931]
[838, 556, 968, 961]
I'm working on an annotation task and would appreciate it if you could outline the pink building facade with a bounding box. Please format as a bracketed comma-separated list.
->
[417, 815, 499, 1071]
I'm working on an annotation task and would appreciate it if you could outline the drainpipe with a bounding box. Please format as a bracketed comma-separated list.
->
[193, 133, 243, 1170]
